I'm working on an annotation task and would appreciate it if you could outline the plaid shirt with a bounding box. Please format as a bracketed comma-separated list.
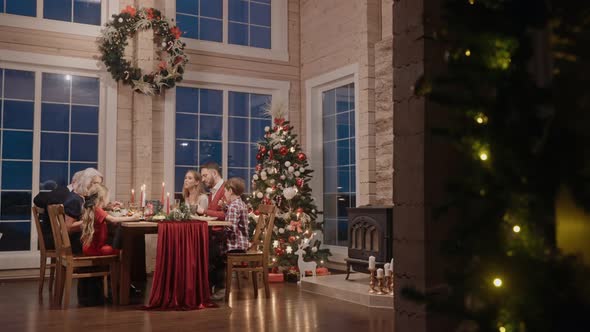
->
[224, 198, 250, 252]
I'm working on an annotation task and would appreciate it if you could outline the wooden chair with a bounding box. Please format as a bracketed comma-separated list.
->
[47, 204, 120, 308]
[31, 206, 57, 297]
[225, 204, 276, 302]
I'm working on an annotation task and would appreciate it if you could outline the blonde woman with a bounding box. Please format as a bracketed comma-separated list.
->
[182, 170, 209, 214]
[80, 184, 141, 256]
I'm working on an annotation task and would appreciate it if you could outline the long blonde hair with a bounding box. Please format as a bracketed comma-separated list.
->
[80, 184, 109, 246]
[182, 170, 207, 202]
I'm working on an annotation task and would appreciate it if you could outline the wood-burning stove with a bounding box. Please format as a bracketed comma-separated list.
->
[345, 205, 393, 279]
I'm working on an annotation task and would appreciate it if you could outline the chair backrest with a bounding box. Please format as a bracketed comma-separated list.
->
[47, 204, 73, 257]
[250, 204, 276, 263]
[32, 206, 47, 252]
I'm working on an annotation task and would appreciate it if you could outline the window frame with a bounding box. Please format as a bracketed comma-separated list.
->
[0, 49, 117, 268]
[305, 64, 360, 264]
[167, 0, 289, 61]
[0, 0, 119, 37]
[164, 71, 290, 195]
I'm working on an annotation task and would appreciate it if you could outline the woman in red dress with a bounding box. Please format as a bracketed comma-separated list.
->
[81, 184, 141, 256]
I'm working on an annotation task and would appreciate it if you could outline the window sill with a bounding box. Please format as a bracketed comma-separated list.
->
[0, 13, 101, 37]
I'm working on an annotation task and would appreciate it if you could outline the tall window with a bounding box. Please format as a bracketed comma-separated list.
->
[174, 87, 223, 195]
[228, 0, 271, 48]
[174, 86, 271, 194]
[176, 0, 272, 49]
[40, 73, 99, 190]
[44, 0, 101, 25]
[1, 0, 101, 25]
[0, 68, 35, 251]
[1, 0, 36, 17]
[227, 92, 271, 192]
[322, 83, 356, 246]
[0, 68, 101, 252]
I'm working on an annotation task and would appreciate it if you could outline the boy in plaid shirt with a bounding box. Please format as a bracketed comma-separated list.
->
[210, 177, 250, 301]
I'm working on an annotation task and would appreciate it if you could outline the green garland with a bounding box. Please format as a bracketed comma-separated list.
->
[99, 6, 188, 95]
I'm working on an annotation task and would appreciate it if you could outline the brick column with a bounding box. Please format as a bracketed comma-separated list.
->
[392, 0, 427, 330]
[132, 0, 155, 197]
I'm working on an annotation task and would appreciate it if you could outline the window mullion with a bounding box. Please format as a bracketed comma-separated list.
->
[222, 89, 229, 179]
[31, 70, 43, 252]
[223, 0, 229, 44]
[37, 0, 43, 19]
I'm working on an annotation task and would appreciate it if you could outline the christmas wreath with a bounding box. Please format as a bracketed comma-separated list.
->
[99, 6, 188, 95]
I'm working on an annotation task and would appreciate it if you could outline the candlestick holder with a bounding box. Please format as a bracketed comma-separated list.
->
[368, 268, 377, 294]
[388, 274, 394, 295]
[376, 275, 385, 295]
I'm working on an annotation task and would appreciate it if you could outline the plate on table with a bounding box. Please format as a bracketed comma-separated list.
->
[192, 215, 218, 221]
[108, 209, 128, 217]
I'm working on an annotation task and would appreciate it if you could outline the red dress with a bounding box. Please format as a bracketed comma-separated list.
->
[82, 207, 119, 256]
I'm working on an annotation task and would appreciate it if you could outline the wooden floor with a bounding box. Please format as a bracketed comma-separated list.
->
[0, 277, 393, 331]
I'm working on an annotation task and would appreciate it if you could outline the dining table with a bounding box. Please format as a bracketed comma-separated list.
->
[119, 219, 231, 307]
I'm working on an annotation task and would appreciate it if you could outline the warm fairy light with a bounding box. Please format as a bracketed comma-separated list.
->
[272, 257, 277, 262]
[320, 260, 324, 264]
[65, 74, 72, 81]
[479, 152, 488, 161]
[468, 0, 475, 5]
[465, 49, 471, 56]
[499, 327, 506, 332]
[493, 278, 503, 287]
[513, 225, 521, 233]
[475, 113, 488, 124]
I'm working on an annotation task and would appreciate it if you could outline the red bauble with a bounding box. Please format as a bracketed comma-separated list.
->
[296, 178, 304, 187]
[269, 150, 274, 159]
[288, 236, 296, 243]
[297, 152, 306, 161]
[254, 210, 260, 215]
[279, 146, 289, 155]
[296, 208, 304, 214]
[283, 125, 289, 131]
[260, 146, 267, 154]
[256, 164, 262, 171]
[256, 153, 262, 160]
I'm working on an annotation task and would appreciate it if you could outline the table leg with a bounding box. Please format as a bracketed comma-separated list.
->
[119, 229, 132, 305]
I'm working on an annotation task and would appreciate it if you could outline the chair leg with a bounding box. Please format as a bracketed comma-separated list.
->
[252, 271, 258, 298]
[103, 275, 108, 299]
[224, 264, 232, 302]
[38, 253, 46, 296]
[53, 264, 64, 307]
[263, 269, 270, 298]
[110, 263, 119, 305]
[49, 258, 56, 294]
[63, 265, 73, 309]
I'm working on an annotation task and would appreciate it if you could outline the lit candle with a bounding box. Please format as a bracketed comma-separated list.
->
[377, 268, 384, 278]
[368, 256, 376, 270]
[140, 184, 146, 208]
[166, 192, 170, 215]
[161, 182, 165, 205]
[390, 258, 394, 272]
[131, 189, 135, 204]
[384, 263, 391, 276]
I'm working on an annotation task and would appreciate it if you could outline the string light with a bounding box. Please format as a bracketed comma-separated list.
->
[468, 0, 475, 5]
[513, 225, 521, 233]
[465, 49, 471, 57]
[474, 113, 488, 125]
[479, 152, 488, 161]
[499, 327, 506, 332]
[493, 278, 503, 287]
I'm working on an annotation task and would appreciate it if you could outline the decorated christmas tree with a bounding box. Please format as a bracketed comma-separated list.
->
[247, 102, 330, 275]
[404, 1, 590, 331]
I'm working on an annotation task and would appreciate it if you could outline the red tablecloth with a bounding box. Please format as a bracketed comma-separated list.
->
[144, 221, 215, 310]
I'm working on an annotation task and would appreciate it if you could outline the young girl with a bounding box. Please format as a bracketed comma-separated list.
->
[81, 184, 141, 256]
[182, 170, 209, 214]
